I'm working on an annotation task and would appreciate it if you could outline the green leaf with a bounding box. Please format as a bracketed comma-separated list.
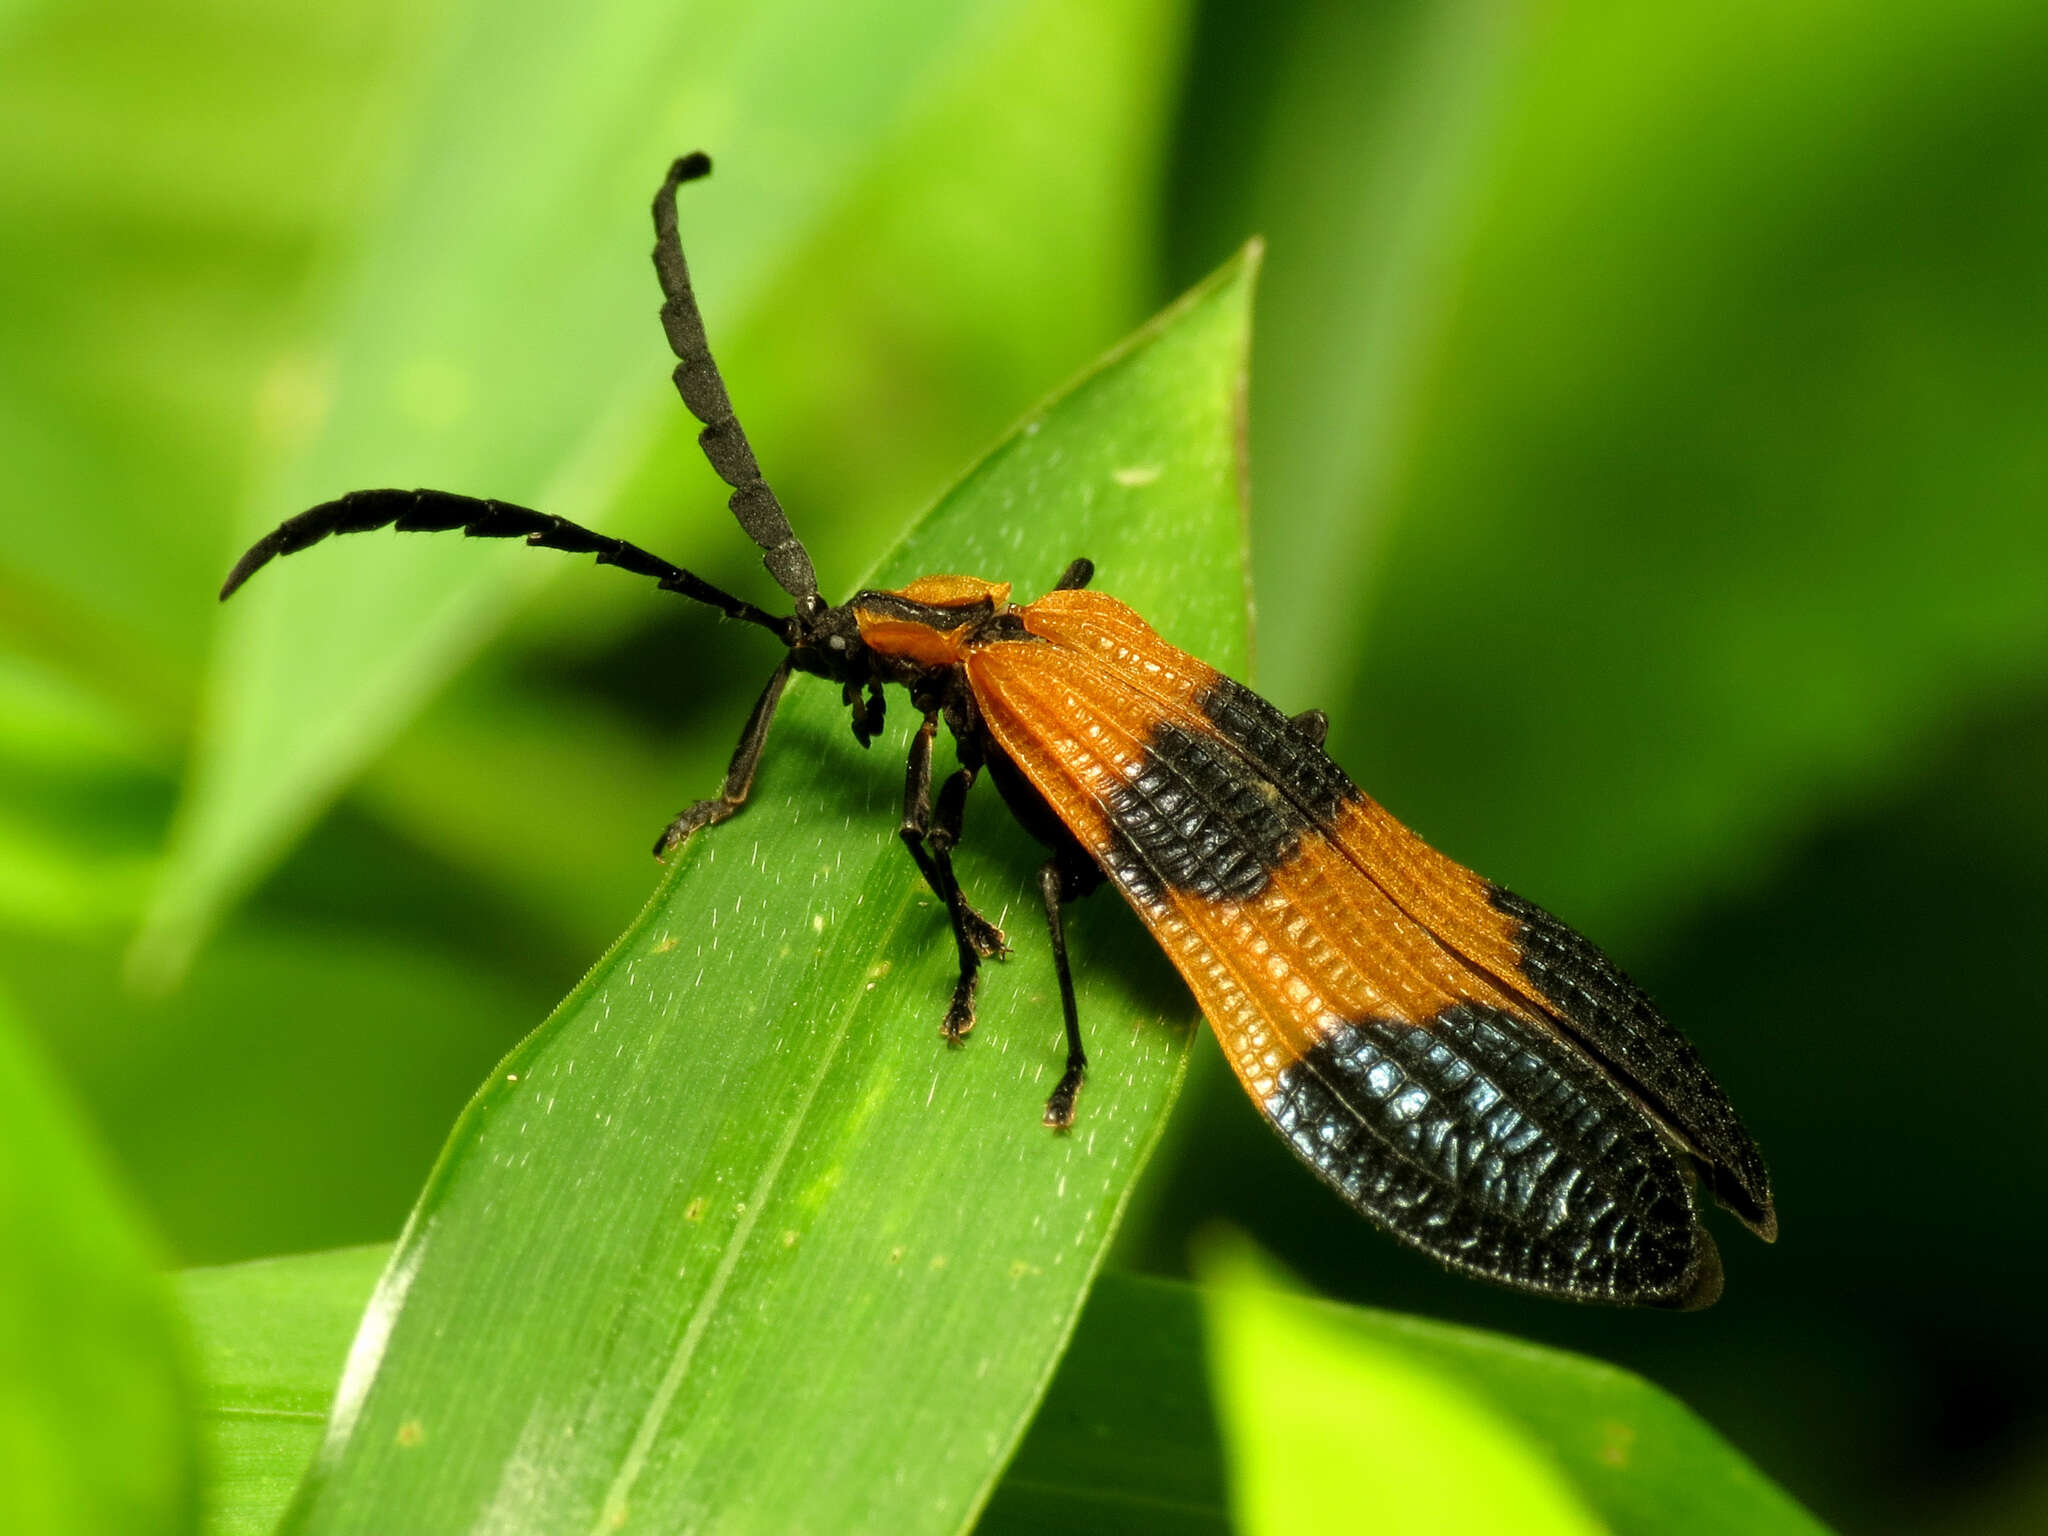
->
[978, 1272, 1230, 1536]
[1219, 0, 1526, 705]
[184, 1247, 1235, 1536]
[3, 918, 551, 1265]
[138, 0, 1023, 984]
[1199, 1236, 1829, 1536]
[180, 1248, 390, 1536]
[0, 651, 167, 936]
[0, 986, 198, 1536]
[348, 0, 1196, 951]
[1235, 0, 2048, 946]
[182, 1240, 1824, 1536]
[269, 248, 1256, 1533]
[0, 0, 437, 709]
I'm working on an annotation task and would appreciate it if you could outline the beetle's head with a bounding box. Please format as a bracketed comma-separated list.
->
[784, 594, 871, 685]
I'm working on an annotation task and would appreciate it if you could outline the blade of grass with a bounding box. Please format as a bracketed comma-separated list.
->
[1229, 0, 1526, 703]
[0, 987, 198, 1535]
[4, 917, 553, 1265]
[182, 1238, 1826, 1536]
[1297, 0, 2048, 946]
[138, 0, 1018, 985]
[269, 248, 1256, 1534]
[180, 1248, 390, 1536]
[0, 0, 439, 710]
[1205, 1235, 1603, 1536]
[348, 0, 1196, 951]
[976, 1272, 1231, 1536]
[1200, 1235, 1832, 1536]
[181, 1246, 1235, 1536]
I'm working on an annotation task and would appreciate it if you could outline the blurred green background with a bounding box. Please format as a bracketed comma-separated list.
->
[4, 0, 2046, 1531]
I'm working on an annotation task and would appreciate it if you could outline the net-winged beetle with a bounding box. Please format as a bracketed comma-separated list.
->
[223, 154, 1775, 1308]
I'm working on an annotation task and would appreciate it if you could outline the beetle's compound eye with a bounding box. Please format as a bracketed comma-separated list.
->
[796, 593, 828, 625]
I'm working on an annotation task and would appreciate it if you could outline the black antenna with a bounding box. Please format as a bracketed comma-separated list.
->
[653, 152, 819, 605]
[218, 487, 787, 634]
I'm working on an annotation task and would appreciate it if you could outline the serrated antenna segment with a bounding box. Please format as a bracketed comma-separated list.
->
[219, 487, 786, 634]
[653, 154, 818, 603]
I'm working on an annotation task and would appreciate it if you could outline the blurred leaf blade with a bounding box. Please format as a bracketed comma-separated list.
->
[1227, 0, 1526, 700]
[0, 987, 198, 1536]
[273, 247, 1257, 1533]
[185, 1238, 1826, 1536]
[0, 0, 439, 709]
[181, 1247, 390, 1536]
[1204, 1236, 1602, 1536]
[4, 915, 553, 1266]
[1249, 0, 2048, 945]
[1200, 1236, 1830, 1536]
[349, 0, 1195, 951]
[140, 0, 1021, 983]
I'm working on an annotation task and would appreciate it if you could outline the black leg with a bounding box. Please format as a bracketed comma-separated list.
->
[928, 764, 1004, 959]
[653, 657, 796, 858]
[899, 714, 1006, 1039]
[1038, 854, 1097, 1128]
[848, 679, 885, 747]
[898, 712, 945, 893]
[898, 715, 1004, 955]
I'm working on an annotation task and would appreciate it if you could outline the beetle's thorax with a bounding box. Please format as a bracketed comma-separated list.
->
[850, 574, 1016, 671]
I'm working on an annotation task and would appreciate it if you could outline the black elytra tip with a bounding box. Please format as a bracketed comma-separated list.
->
[1269, 1006, 1712, 1307]
[1486, 884, 1777, 1244]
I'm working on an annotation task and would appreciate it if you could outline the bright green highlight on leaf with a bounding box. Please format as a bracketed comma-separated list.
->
[1199, 1234, 1829, 1536]
[0, 987, 197, 1536]
[267, 246, 1257, 1534]
[1203, 1234, 1602, 1536]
